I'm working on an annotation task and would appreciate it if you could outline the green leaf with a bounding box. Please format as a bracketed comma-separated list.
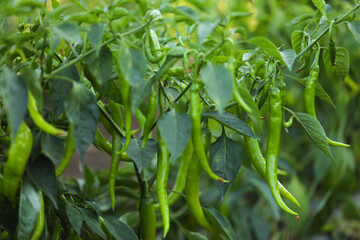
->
[22, 66, 43, 110]
[247, 37, 286, 66]
[17, 177, 40, 240]
[65, 82, 99, 166]
[66, 202, 83, 236]
[209, 130, 242, 200]
[157, 110, 192, 161]
[49, 64, 79, 118]
[347, 21, 360, 43]
[312, 0, 326, 16]
[41, 133, 64, 165]
[70, 0, 88, 11]
[0, 67, 28, 137]
[53, 22, 81, 43]
[285, 108, 334, 161]
[322, 47, 349, 82]
[105, 79, 122, 104]
[85, 46, 113, 93]
[79, 208, 108, 239]
[125, 139, 158, 172]
[118, 47, 147, 87]
[250, 216, 270, 240]
[197, 21, 219, 44]
[280, 49, 296, 71]
[119, 212, 140, 229]
[26, 155, 58, 208]
[287, 13, 313, 26]
[174, 220, 207, 240]
[292, 76, 336, 109]
[88, 22, 105, 48]
[104, 216, 138, 240]
[51, 0, 60, 9]
[200, 63, 233, 111]
[203, 206, 237, 240]
[202, 111, 259, 139]
[291, 30, 304, 55]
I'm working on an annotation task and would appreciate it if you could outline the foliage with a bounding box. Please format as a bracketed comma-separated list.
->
[1, 0, 360, 239]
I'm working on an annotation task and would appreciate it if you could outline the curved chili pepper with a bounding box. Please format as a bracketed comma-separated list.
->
[30, 191, 45, 240]
[244, 119, 300, 207]
[108, 100, 124, 210]
[266, 86, 298, 216]
[144, 28, 165, 64]
[279, 75, 294, 128]
[304, 48, 350, 147]
[190, 83, 227, 183]
[28, 91, 66, 136]
[55, 123, 75, 177]
[3, 121, 33, 206]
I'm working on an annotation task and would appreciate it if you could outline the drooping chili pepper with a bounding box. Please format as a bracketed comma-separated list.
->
[190, 82, 227, 183]
[108, 100, 123, 211]
[266, 86, 298, 216]
[258, 63, 270, 110]
[144, 28, 165, 64]
[142, 88, 157, 149]
[140, 183, 156, 240]
[154, 140, 193, 209]
[244, 119, 300, 207]
[156, 92, 170, 238]
[55, 123, 75, 177]
[304, 48, 350, 147]
[30, 191, 45, 240]
[329, 20, 336, 66]
[3, 121, 33, 206]
[28, 91, 66, 136]
[279, 75, 294, 128]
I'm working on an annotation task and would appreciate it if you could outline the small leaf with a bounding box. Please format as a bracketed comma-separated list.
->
[125, 139, 158, 172]
[157, 110, 192, 161]
[203, 206, 237, 240]
[41, 133, 65, 165]
[197, 21, 219, 44]
[291, 30, 304, 55]
[312, 0, 326, 16]
[202, 111, 259, 139]
[280, 49, 296, 71]
[65, 82, 99, 166]
[17, 177, 40, 240]
[292, 76, 336, 109]
[88, 22, 106, 48]
[285, 108, 334, 161]
[66, 202, 83, 236]
[49, 64, 79, 118]
[79, 208, 107, 239]
[53, 22, 81, 43]
[104, 216, 138, 240]
[0, 67, 28, 137]
[247, 37, 286, 66]
[26, 155, 58, 208]
[347, 21, 360, 43]
[85, 46, 113, 93]
[210, 130, 242, 200]
[287, 13, 313, 26]
[200, 63, 233, 111]
[322, 47, 349, 82]
[118, 47, 147, 87]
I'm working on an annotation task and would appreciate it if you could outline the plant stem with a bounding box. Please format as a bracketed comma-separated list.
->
[97, 103, 126, 138]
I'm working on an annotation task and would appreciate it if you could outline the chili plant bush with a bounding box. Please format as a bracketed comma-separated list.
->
[0, 0, 360, 239]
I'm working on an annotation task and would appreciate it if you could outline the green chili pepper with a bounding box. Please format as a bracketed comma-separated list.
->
[3, 121, 33, 206]
[28, 92, 66, 136]
[108, 100, 124, 211]
[279, 75, 294, 128]
[144, 28, 165, 64]
[304, 48, 350, 147]
[190, 83, 227, 183]
[244, 119, 300, 206]
[156, 92, 170, 237]
[258, 63, 270, 110]
[266, 86, 298, 216]
[167, 67, 185, 77]
[140, 185, 156, 240]
[142, 88, 157, 149]
[329, 20, 336, 66]
[154, 140, 193, 209]
[30, 191, 45, 240]
[55, 123, 75, 177]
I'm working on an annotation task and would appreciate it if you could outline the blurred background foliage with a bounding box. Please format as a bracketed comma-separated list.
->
[1, 0, 360, 239]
